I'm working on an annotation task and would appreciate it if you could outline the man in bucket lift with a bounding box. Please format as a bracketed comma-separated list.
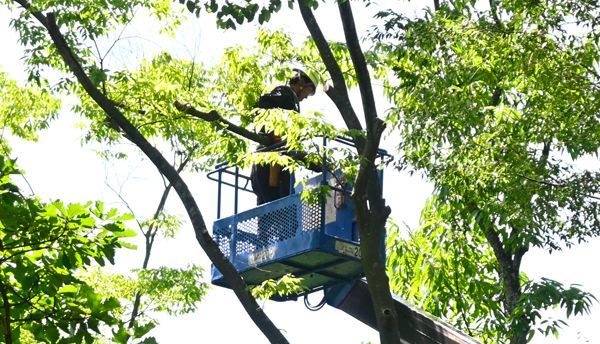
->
[250, 69, 316, 205]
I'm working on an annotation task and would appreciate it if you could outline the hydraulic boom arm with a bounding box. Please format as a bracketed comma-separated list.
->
[325, 280, 480, 344]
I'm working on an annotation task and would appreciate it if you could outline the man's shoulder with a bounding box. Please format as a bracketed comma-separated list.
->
[269, 85, 295, 97]
[257, 85, 298, 110]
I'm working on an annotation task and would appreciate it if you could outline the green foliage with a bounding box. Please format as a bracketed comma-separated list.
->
[86, 265, 207, 315]
[141, 212, 182, 239]
[379, 0, 600, 247]
[136, 265, 208, 315]
[79, 264, 208, 341]
[251, 273, 306, 300]
[179, 0, 290, 29]
[389, 198, 598, 343]
[73, 50, 248, 171]
[0, 71, 59, 150]
[70, 28, 357, 174]
[518, 278, 596, 340]
[10, 0, 360, 173]
[0, 156, 135, 343]
[299, 184, 330, 205]
[387, 203, 505, 343]
[378, 1, 599, 342]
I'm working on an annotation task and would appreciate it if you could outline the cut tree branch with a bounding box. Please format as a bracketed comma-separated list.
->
[174, 101, 271, 146]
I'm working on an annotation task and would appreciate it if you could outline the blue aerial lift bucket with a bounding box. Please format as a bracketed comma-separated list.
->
[210, 171, 364, 296]
[207, 137, 387, 297]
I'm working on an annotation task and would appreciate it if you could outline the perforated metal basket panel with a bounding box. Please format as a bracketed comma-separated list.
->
[213, 195, 322, 258]
[214, 224, 232, 257]
[302, 201, 322, 232]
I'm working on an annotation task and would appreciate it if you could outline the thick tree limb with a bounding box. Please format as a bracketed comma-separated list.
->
[337, 0, 378, 133]
[174, 101, 272, 146]
[175, 101, 327, 172]
[298, 0, 365, 151]
[14, 4, 288, 342]
[477, 217, 511, 274]
[327, 2, 399, 343]
[475, 208, 521, 316]
[353, 118, 386, 203]
[351, 181, 397, 344]
[337, 0, 389, 229]
[512, 246, 528, 272]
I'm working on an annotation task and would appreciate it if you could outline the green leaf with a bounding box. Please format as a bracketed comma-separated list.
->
[133, 322, 157, 338]
[57, 285, 79, 294]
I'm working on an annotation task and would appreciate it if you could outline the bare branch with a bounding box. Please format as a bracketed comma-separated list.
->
[105, 181, 143, 231]
[100, 18, 134, 63]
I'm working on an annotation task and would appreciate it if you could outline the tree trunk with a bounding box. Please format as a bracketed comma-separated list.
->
[510, 326, 528, 344]
[355, 209, 401, 343]
[503, 265, 528, 344]
[479, 216, 529, 344]
[354, 165, 400, 343]
[0, 280, 13, 344]
[298, 0, 403, 340]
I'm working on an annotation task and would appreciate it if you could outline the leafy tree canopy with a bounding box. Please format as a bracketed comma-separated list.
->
[376, 1, 599, 343]
[0, 70, 60, 151]
[0, 156, 137, 343]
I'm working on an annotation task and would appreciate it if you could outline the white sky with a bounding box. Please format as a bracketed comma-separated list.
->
[1, 2, 599, 343]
